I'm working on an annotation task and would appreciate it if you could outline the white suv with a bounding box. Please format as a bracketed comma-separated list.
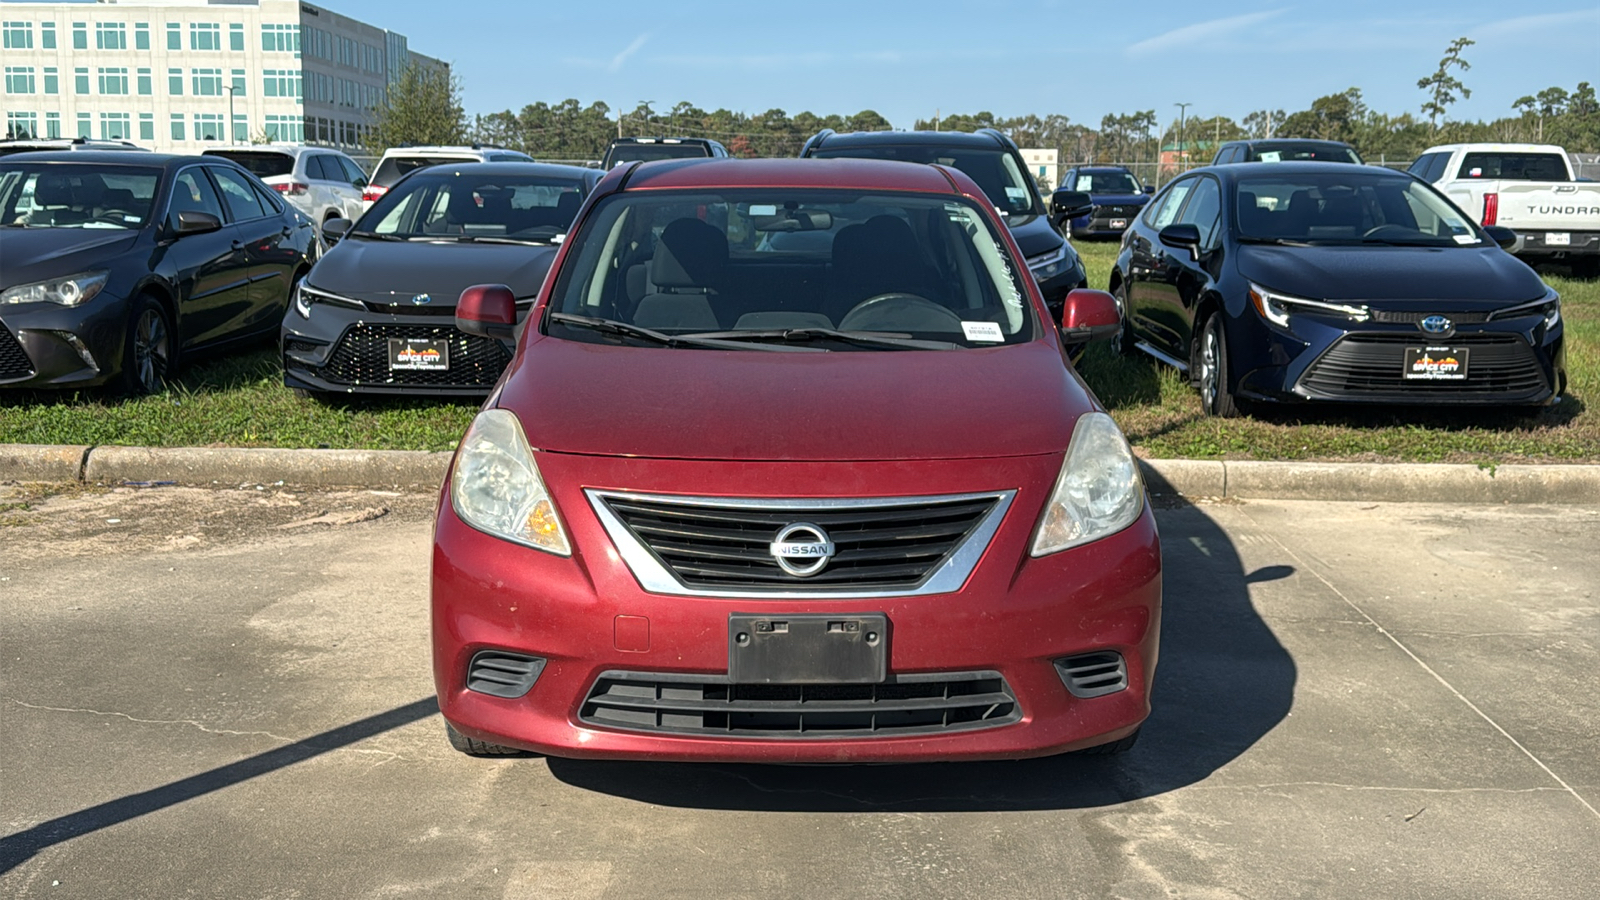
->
[364, 145, 535, 209]
[202, 145, 368, 245]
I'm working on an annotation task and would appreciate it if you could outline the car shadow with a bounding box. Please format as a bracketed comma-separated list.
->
[545, 502, 1297, 811]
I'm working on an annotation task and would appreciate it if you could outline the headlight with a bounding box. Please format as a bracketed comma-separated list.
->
[0, 271, 109, 307]
[1031, 412, 1144, 556]
[293, 283, 363, 319]
[1490, 290, 1560, 330]
[1027, 242, 1071, 282]
[451, 409, 571, 556]
[1248, 282, 1370, 328]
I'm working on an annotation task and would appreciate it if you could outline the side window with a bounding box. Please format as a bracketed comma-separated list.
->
[1145, 178, 1195, 229]
[209, 166, 266, 221]
[1175, 177, 1222, 247]
[167, 169, 226, 228]
[338, 156, 366, 186]
[251, 179, 283, 213]
[305, 155, 331, 181]
[1406, 153, 1435, 177]
[1426, 153, 1451, 183]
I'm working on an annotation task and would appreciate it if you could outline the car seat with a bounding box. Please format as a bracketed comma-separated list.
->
[828, 215, 939, 322]
[632, 218, 727, 331]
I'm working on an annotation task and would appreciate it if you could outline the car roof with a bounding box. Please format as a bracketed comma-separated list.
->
[616, 157, 962, 193]
[814, 130, 1006, 150]
[0, 150, 204, 166]
[1207, 160, 1404, 178]
[1072, 165, 1134, 173]
[1419, 142, 1568, 155]
[610, 137, 718, 145]
[396, 161, 598, 179]
[381, 145, 525, 157]
[1234, 138, 1354, 148]
[203, 144, 346, 157]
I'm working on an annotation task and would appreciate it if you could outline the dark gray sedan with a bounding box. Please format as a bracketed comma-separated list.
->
[0, 151, 316, 394]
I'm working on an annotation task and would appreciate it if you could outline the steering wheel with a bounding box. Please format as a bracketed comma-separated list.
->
[838, 293, 964, 333]
[1361, 224, 1414, 240]
[93, 210, 134, 225]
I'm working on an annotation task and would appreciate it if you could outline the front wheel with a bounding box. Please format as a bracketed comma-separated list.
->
[1197, 315, 1243, 418]
[1110, 281, 1136, 356]
[119, 296, 175, 396]
[445, 722, 535, 758]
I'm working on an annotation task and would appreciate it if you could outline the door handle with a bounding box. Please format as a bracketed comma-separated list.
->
[231, 240, 244, 250]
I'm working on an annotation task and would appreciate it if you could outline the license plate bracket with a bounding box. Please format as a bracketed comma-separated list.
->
[1403, 346, 1469, 380]
[387, 338, 450, 371]
[728, 613, 887, 684]
[1546, 232, 1571, 246]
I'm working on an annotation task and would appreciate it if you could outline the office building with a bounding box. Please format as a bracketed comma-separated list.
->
[1, 0, 445, 153]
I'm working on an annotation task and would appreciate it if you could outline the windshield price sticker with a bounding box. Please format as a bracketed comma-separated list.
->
[961, 321, 1005, 343]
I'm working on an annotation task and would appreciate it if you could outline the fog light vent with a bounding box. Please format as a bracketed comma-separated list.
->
[1056, 652, 1127, 699]
[466, 651, 546, 699]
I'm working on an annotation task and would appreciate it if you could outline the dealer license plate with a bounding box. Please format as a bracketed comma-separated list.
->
[1403, 346, 1469, 381]
[387, 338, 450, 371]
[1546, 232, 1571, 246]
[1110, 218, 1128, 230]
[728, 613, 887, 684]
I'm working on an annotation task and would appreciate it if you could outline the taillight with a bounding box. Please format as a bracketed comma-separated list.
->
[1481, 192, 1498, 226]
[362, 185, 387, 203]
[272, 182, 310, 196]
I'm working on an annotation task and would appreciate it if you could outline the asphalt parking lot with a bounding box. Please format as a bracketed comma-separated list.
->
[1, 485, 1597, 899]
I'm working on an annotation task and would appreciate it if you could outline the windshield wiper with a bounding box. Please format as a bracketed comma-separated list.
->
[1237, 236, 1313, 246]
[682, 327, 963, 350]
[1360, 235, 1458, 247]
[348, 230, 406, 242]
[427, 234, 553, 245]
[547, 313, 821, 352]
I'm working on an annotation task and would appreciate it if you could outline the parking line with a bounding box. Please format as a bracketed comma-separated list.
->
[1237, 506, 1600, 821]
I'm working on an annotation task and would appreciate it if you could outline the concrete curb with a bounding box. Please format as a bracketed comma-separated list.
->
[2, 444, 1598, 503]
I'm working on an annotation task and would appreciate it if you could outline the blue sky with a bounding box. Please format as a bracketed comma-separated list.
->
[21, 0, 1600, 129]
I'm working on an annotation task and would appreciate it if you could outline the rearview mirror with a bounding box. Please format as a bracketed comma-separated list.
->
[175, 210, 222, 236]
[1050, 189, 1093, 222]
[1059, 288, 1121, 345]
[457, 284, 518, 342]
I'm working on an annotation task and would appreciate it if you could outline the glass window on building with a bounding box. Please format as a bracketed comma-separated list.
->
[4, 66, 36, 95]
[192, 68, 222, 97]
[137, 68, 151, 95]
[6, 111, 38, 139]
[72, 22, 86, 50]
[233, 114, 247, 142]
[99, 67, 129, 96]
[139, 112, 154, 141]
[263, 69, 301, 100]
[101, 112, 131, 141]
[229, 23, 244, 52]
[76, 112, 92, 139]
[135, 23, 149, 51]
[41, 22, 56, 49]
[231, 69, 246, 96]
[46, 112, 61, 139]
[43, 67, 58, 95]
[96, 22, 126, 50]
[3, 21, 32, 49]
[166, 23, 181, 51]
[168, 68, 182, 95]
[265, 114, 304, 143]
[262, 23, 299, 53]
[170, 113, 185, 141]
[74, 67, 90, 94]
[191, 23, 221, 51]
[193, 113, 223, 142]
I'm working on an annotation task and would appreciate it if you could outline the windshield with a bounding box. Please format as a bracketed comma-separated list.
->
[607, 142, 711, 168]
[1456, 152, 1568, 181]
[1072, 171, 1141, 194]
[203, 150, 294, 179]
[1236, 172, 1484, 246]
[0, 162, 161, 229]
[1248, 144, 1362, 164]
[360, 170, 588, 242]
[371, 155, 477, 188]
[812, 145, 1040, 216]
[547, 189, 1034, 349]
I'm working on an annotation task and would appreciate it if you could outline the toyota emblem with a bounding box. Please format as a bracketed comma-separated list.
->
[411, 293, 433, 306]
[769, 523, 836, 577]
[1419, 315, 1452, 335]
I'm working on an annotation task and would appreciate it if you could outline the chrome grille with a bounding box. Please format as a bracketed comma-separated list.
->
[1370, 310, 1491, 325]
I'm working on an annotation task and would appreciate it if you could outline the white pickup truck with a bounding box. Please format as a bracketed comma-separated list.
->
[1409, 143, 1599, 274]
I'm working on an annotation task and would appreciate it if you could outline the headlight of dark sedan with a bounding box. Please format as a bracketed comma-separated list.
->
[293, 283, 364, 319]
[1489, 289, 1560, 331]
[1248, 283, 1370, 327]
[1027, 243, 1071, 282]
[0, 271, 109, 307]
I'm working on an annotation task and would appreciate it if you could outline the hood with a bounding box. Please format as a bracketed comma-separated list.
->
[0, 228, 141, 286]
[496, 336, 1089, 461]
[1004, 213, 1066, 259]
[1087, 193, 1150, 207]
[1236, 244, 1549, 307]
[308, 237, 559, 305]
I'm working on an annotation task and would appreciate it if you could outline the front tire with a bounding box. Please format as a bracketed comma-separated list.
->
[119, 296, 175, 396]
[445, 722, 534, 758]
[1197, 315, 1243, 418]
[1076, 726, 1141, 756]
[1110, 280, 1136, 356]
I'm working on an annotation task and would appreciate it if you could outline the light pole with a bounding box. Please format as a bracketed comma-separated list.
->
[225, 85, 238, 144]
[1174, 102, 1191, 173]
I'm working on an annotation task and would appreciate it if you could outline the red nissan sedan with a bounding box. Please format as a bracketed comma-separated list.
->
[431, 158, 1161, 763]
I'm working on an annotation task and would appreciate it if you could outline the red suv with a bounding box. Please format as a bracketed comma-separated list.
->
[432, 158, 1161, 763]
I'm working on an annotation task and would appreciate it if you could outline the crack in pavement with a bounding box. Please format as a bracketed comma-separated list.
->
[1188, 781, 1569, 795]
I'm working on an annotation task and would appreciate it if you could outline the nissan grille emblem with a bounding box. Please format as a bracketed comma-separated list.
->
[1419, 315, 1453, 335]
[411, 293, 433, 306]
[769, 523, 836, 577]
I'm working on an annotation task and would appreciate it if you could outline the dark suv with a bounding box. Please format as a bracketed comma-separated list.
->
[601, 137, 730, 169]
[800, 129, 1089, 317]
[1211, 139, 1363, 165]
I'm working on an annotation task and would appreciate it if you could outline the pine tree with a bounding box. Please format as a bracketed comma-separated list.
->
[1418, 37, 1474, 133]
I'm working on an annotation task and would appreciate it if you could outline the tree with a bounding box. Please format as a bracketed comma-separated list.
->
[1418, 37, 1474, 132]
[1243, 109, 1286, 139]
[367, 62, 466, 155]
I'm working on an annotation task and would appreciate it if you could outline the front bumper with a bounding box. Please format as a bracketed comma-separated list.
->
[432, 453, 1162, 763]
[0, 295, 131, 389]
[281, 299, 514, 397]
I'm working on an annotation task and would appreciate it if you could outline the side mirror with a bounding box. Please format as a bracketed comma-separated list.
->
[1059, 288, 1121, 345]
[175, 210, 222, 236]
[1051, 189, 1093, 222]
[1143, 185, 1156, 195]
[457, 284, 518, 342]
[322, 217, 352, 245]
[1482, 225, 1519, 251]
[1158, 223, 1202, 250]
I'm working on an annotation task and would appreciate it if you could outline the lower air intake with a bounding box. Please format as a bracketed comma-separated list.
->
[1056, 652, 1128, 699]
[466, 651, 546, 699]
